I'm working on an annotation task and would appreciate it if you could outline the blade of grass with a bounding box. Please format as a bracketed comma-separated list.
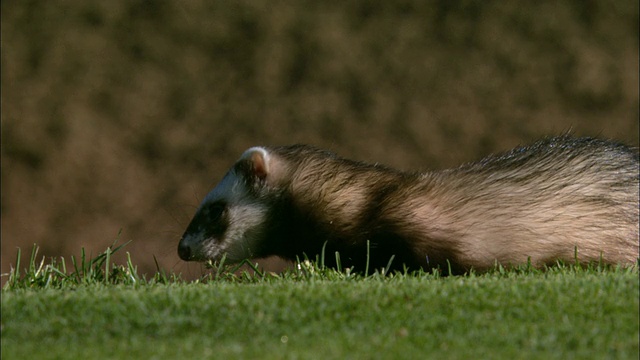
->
[11, 247, 21, 288]
[215, 253, 228, 279]
[126, 252, 137, 284]
[29, 245, 38, 275]
[60, 257, 67, 275]
[365, 240, 370, 277]
[105, 246, 112, 283]
[384, 255, 395, 275]
[81, 247, 86, 278]
[320, 241, 328, 270]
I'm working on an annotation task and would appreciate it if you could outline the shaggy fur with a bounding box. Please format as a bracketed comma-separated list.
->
[178, 136, 639, 274]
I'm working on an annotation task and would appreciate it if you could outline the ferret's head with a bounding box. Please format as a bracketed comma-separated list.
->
[177, 147, 288, 263]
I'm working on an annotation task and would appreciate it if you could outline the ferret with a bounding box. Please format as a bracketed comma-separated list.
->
[178, 136, 639, 274]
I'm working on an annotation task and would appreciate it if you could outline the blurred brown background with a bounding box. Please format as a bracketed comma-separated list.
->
[2, 1, 638, 281]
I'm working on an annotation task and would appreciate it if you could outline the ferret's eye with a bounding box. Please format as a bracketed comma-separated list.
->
[206, 203, 226, 222]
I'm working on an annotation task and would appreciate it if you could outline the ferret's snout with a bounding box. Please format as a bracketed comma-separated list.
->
[177, 240, 192, 261]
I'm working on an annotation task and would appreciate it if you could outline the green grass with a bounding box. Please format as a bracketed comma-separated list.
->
[1, 245, 638, 359]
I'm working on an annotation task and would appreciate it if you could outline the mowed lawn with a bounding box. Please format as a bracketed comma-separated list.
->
[2, 261, 638, 360]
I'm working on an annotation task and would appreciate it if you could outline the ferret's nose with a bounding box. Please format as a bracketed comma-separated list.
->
[177, 240, 191, 261]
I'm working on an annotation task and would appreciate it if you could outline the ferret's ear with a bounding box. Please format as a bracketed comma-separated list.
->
[239, 147, 270, 181]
